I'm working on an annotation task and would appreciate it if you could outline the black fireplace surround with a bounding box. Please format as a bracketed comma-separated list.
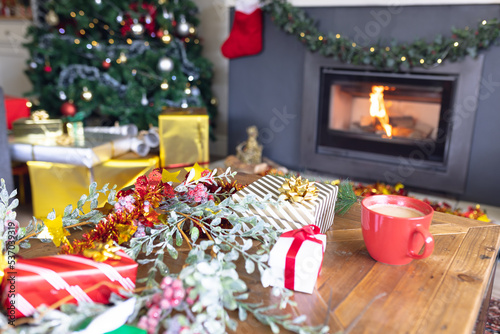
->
[300, 53, 484, 195]
[227, 4, 500, 206]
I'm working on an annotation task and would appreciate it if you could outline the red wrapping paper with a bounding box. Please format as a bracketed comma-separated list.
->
[4, 95, 30, 130]
[1, 251, 137, 318]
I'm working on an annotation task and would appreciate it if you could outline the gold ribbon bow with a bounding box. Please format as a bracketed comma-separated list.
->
[31, 110, 49, 122]
[278, 176, 318, 203]
[83, 241, 122, 262]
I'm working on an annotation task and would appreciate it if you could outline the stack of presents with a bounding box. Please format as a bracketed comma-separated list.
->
[5, 95, 209, 219]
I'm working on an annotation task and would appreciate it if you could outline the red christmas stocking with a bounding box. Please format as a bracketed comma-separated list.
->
[221, 1, 262, 59]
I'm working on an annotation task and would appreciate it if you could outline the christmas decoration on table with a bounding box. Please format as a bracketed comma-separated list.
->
[158, 107, 209, 168]
[232, 175, 338, 233]
[236, 125, 263, 165]
[264, 225, 326, 294]
[353, 181, 408, 197]
[227, 126, 288, 175]
[422, 201, 491, 222]
[262, 1, 500, 71]
[24, 0, 218, 134]
[278, 176, 318, 203]
[1, 165, 330, 333]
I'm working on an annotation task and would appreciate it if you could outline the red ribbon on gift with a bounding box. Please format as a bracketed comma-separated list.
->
[283, 224, 323, 290]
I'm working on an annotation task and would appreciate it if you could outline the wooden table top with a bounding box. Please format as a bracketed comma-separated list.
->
[18, 173, 500, 334]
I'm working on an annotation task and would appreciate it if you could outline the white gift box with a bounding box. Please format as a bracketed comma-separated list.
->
[9, 133, 132, 168]
[266, 226, 326, 294]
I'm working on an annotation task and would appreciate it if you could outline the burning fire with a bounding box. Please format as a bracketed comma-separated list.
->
[369, 85, 392, 137]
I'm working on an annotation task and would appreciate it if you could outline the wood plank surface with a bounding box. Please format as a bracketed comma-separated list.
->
[17, 173, 500, 334]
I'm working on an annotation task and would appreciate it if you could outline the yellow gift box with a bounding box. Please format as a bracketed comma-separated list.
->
[27, 153, 159, 219]
[158, 107, 209, 168]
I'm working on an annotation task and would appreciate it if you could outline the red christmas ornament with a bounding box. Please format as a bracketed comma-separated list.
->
[102, 60, 111, 70]
[44, 65, 52, 72]
[60, 101, 77, 117]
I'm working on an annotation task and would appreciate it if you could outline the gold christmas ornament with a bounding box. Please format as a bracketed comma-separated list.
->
[161, 31, 172, 44]
[81, 87, 93, 101]
[45, 10, 60, 26]
[278, 176, 318, 203]
[118, 52, 128, 63]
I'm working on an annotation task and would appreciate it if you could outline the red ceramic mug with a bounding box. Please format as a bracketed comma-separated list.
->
[361, 195, 435, 265]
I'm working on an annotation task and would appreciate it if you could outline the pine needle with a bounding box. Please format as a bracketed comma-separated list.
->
[335, 180, 359, 215]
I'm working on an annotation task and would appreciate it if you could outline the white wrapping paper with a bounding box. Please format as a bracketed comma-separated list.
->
[266, 232, 326, 294]
[9, 133, 132, 168]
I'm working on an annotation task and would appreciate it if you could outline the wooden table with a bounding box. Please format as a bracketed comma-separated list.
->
[18, 174, 500, 334]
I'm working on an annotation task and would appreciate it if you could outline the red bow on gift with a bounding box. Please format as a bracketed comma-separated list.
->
[282, 224, 323, 290]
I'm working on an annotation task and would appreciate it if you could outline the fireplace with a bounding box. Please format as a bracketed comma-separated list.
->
[300, 52, 484, 195]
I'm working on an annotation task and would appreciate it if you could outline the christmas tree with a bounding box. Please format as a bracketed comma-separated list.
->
[23, 0, 217, 132]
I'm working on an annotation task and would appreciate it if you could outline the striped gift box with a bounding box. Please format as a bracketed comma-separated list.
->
[232, 175, 338, 233]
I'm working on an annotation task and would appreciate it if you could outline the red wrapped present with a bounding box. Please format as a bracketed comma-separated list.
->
[4, 95, 31, 130]
[1, 251, 137, 318]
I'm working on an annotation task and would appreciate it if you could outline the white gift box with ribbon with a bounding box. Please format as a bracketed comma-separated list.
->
[265, 225, 326, 294]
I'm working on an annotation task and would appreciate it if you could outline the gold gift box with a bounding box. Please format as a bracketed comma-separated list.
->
[12, 117, 63, 138]
[158, 107, 209, 168]
[27, 153, 160, 219]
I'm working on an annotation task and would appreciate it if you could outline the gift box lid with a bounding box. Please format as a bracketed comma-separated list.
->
[160, 106, 207, 116]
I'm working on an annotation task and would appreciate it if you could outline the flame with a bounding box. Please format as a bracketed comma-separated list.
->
[369, 85, 392, 137]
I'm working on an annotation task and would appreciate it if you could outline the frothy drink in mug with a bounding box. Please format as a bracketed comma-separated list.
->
[361, 195, 435, 265]
[368, 204, 424, 218]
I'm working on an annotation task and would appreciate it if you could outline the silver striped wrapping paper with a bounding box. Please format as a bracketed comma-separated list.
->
[232, 175, 338, 233]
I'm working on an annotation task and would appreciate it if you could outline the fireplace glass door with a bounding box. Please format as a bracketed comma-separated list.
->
[316, 69, 456, 163]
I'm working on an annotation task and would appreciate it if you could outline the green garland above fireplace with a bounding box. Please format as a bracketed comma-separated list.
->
[262, 0, 500, 71]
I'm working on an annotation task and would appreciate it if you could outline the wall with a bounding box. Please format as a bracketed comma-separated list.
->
[193, 0, 229, 157]
[0, 18, 31, 96]
[227, 4, 500, 206]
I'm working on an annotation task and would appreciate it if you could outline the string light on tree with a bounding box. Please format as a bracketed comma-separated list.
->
[161, 30, 172, 44]
[131, 19, 145, 36]
[59, 91, 67, 100]
[81, 87, 93, 101]
[177, 15, 192, 37]
[118, 52, 127, 63]
[160, 80, 169, 90]
[141, 93, 148, 106]
[162, 9, 172, 19]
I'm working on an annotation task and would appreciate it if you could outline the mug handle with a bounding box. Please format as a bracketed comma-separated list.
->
[408, 225, 434, 260]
